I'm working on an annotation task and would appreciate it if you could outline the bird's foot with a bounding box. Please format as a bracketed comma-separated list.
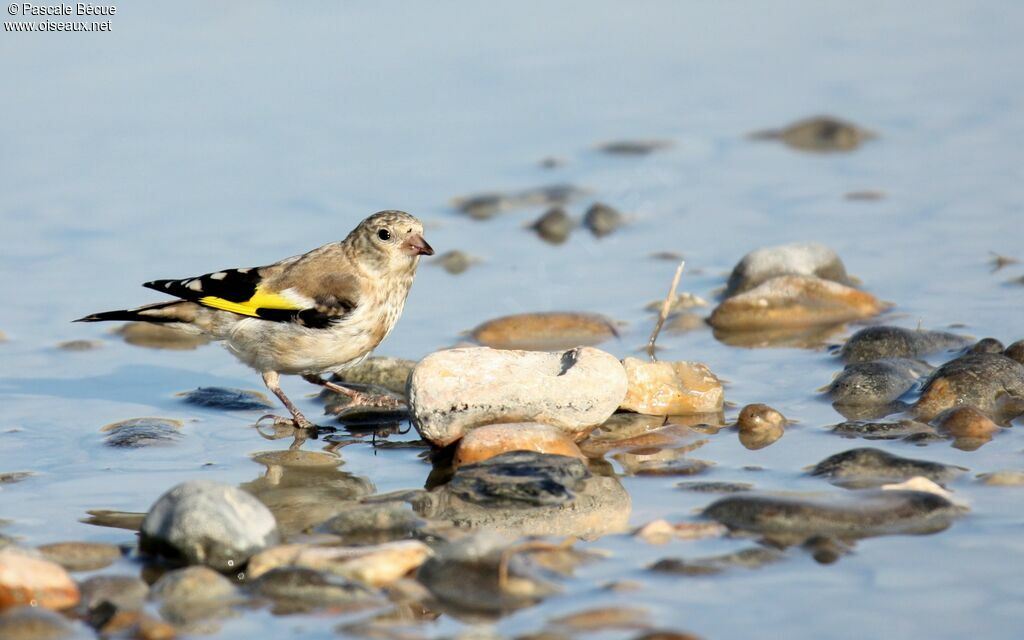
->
[318, 380, 405, 410]
[256, 413, 317, 431]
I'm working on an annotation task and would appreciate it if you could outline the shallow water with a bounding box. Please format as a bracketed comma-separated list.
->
[3, 1, 1024, 638]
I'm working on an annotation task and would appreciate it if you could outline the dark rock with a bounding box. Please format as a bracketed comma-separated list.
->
[140, 480, 279, 571]
[970, 338, 1005, 354]
[453, 184, 587, 220]
[78, 575, 148, 612]
[448, 451, 590, 507]
[101, 418, 182, 448]
[178, 387, 273, 411]
[416, 533, 559, 613]
[56, 339, 102, 352]
[583, 203, 624, 238]
[915, 353, 1024, 421]
[676, 481, 753, 494]
[749, 115, 876, 152]
[704, 490, 961, 539]
[808, 447, 967, 488]
[827, 358, 932, 406]
[830, 419, 936, 440]
[597, 139, 673, 155]
[1003, 340, 1024, 365]
[650, 547, 784, 575]
[0, 472, 32, 485]
[248, 567, 377, 612]
[530, 206, 573, 244]
[841, 326, 972, 364]
[434, 250, 477, 275]
[316, 503, 427, 545]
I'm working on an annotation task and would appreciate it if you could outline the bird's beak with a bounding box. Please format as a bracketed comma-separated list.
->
[403, 234, 434, 256]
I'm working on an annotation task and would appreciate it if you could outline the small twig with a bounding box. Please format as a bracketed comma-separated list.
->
[646, 260, 685, 361]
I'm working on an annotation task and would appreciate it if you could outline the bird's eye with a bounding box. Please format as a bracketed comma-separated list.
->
[377, 228, 391, 241]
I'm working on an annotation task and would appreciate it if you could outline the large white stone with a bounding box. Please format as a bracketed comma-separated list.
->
[408, 346, 628, 446]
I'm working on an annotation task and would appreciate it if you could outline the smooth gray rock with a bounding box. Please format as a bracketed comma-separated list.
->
[316, 503, 427, 545]
[409, 346, 628, 447]
[78, 575, 149, 612]
[840, 326, 972, 363]
[830, 419, 936, 441]
[827, 358, 932, 406]
[248, 567, 378, 610]
[583, 203, 624, 238]
[724, 241, 851, 297]
[0, 607, 82, 640]
[179, 387, 273, 411]
[808, 447, 967, 488]
[140, 480, 280, 571]
[530, 206, 573, 244]
[102, 418, 182, 448]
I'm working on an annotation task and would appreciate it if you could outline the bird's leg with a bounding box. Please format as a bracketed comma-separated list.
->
[302, 374, 403, 409]
[261, 371, 317, 429]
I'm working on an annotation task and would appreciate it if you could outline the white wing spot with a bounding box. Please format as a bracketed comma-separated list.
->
[236, 268, 251, 274]
[209, 272, 227, 280]
[164, 282, 173, 288]
[186, 280, 204, 292]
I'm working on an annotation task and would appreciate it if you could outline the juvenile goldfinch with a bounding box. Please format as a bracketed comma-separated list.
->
[77, 211, 433, 431]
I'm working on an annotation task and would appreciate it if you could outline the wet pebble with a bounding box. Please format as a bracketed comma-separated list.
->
[749, 115, 876, 152]
[583, 203, 624, 238]
[329, 356, 416, 396]
[615, 450, 712, 477]
[644, 292, 707, 313]
[470, 312, 618, 351]
[597, 139, 673, 155]
[433, 250, 478, 275]
[140, 480, 280, 571]
[56, 339, 102, 352]
[840, 326, 972, 363]
[416, 533, 559, 613]
[969, 337, 1005, 354]
[808, 447, 967, 488]
[0, 607, 80, 640]
[178, 387, 272, 411]
[409, 346, 627, 447]
[724, 241, 852, 297]
[316, 503, 427, 545]
[101, 418, 183, 448]
[735, 404, 785, 450]
[650, 547, 784, 576]
[0, 549, 80, 611]
[454, 423, 585, 468]
[844, 190, 886, 201]
[620, 358, 724, 416]
[448, 451, 590, 507]
[0, 472, 32, 485]
[676, 481, 753, 494]
[530, 206, 574, 244]
[248, 567, 378, 611]
[115, 322, 210, 350]
[934, 406, 1000, 439]
[915, 353, 1024, 421]
[830, 419, 936, 440]
[704, 489, 961, 539]
[151, 565, 239, 628]
[246, 540, 430, 586]
[452, 184, 586, 219]
[710, 275, 883, 332]
[580, 421, 696, 458]
[549, 606, 650, 632]
[37, 542, 121, 572]
[1003, 339, 1024, 365]
[78, 574, 149, 613]
[827, 358, 932, 406]
[976, 470, 1024, 486]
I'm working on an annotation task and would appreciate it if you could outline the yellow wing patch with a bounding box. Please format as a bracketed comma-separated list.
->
[199, 289, 303, 318]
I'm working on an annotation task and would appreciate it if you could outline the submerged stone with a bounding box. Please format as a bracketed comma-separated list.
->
[329, 356, 416, 396]
[650, 547, 784, 576]
[452, 184, 587, 220]
[0, 607, 79, 640]
[530, 206, 574, 245]
[597, 139, 673, 155]
[749, 115, 876, 152]
[676, 481, 753, 494]
[101, 417, 182, 448]
[470, 312, 618, 351]
[78, 575, 148, 613]
[36, 542, 121, 572]
[808, 447, 967, 488]
[977, 470, 1024, 486]
[830, 419, 936, 440]
[246, 540, 430, 587]
[178, 387, 273, 411]
[583, 203, 624, 238]
[724, 241, 852, 297]
[840, 326, 972, 364]
[248, 567, 378, 610]
[933, 406, 1000, 439]
[140, 480, 279, 571]
[115, 322, 210, 350]
[827, 358, 932, 406]
[409, 346, 627, 447]
[915, 353, 1024, 421]
[315, 503, 427, 545]
[57, 339, 102, 351]
[433, 250, 477, 275]
[704, 489, 961, 539]
[448, 451, 590, 507]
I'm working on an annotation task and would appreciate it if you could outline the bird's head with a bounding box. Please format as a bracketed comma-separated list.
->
[349, 210, 434, 275]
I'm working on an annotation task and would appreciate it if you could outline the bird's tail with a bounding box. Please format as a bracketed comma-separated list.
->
[75, 301, 199, 324]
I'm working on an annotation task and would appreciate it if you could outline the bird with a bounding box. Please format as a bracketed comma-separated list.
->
[76, 210, 433, 435]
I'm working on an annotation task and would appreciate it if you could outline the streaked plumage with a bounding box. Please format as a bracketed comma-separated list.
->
[77, 211, 433, 434]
